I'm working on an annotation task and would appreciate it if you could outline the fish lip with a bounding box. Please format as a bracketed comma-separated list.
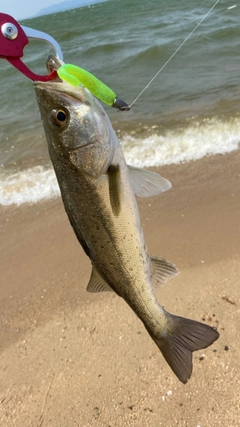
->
[33, 80, 62, 90]
[33, 80, 84, 95]
[33, 80, 90, 106]
[33, 80, 67, 89]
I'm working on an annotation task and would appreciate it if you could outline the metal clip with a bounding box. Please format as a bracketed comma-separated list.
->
[0, 12, 63, 81]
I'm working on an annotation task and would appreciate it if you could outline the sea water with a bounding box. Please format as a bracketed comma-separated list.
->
[0, 0, 239, 205]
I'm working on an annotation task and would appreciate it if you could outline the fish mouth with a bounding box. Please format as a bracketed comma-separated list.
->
[33, 80, 88, 104]
[34, 80, 71, 91]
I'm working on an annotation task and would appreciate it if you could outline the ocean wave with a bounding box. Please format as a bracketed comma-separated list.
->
[0, 166, 59, 206]
[122, 117, 240, 167]
[0, 117, 239, 206]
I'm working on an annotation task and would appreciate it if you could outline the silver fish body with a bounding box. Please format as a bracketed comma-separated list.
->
[34, 82, 219, 383]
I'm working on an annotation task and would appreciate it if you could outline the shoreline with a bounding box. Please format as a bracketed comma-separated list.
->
[0, 150, 239, 426]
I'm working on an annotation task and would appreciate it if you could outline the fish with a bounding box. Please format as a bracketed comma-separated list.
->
[34, 81, 219, 384]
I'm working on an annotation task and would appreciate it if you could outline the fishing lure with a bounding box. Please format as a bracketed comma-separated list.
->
[57, 63, 130, 110]
[0, 13, 129, 111]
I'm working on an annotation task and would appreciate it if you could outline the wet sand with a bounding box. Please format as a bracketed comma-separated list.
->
[0, 150, 239, 426]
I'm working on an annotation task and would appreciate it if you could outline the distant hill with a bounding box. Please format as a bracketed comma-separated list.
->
[36, 0, 108, 17]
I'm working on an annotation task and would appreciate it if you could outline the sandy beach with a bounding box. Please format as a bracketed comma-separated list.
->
[0, 150, 239, 427]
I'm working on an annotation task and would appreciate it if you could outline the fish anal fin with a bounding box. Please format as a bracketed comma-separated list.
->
[150, 255, 178, 288]
[87, 267, 113, 292]
[148, 314, 219, 384]
[128, 165, 171, 198]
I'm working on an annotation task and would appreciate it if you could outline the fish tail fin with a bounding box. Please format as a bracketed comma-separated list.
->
[149, 312, 219, 384]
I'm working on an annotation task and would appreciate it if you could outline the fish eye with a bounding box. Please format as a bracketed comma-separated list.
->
[51, 108, 69, 127]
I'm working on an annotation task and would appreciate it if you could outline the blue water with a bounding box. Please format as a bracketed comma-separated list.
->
[0, 0, 240, 205]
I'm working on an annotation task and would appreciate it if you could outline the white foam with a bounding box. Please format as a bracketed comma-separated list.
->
[0, 117, 239, 206]
[0, 166, 60, 206]
[122, 117, 240, 167]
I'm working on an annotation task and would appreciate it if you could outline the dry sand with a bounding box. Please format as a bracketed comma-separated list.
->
[0, 150, 239, 426]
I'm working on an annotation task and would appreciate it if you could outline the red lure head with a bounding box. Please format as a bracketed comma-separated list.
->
[0, 12, 58, 81]
[0, 13, 29, 58]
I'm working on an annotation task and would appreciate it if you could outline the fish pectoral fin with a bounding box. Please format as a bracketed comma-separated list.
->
[148, 313, 219, 384]
[150, 256, 178, 288]
[108, 164, 121, 216]
[128, 165, 172, 198]
[87, 267, 113, 292]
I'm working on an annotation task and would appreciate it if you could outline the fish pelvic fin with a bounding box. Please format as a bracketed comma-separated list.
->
[87, 267, 113, 292]
[148, 313, 219, 384]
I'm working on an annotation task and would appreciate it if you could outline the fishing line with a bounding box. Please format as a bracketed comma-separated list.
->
[129, 0, 220, 108]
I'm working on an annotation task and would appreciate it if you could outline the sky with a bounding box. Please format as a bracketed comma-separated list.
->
[0, 0, 65, 20]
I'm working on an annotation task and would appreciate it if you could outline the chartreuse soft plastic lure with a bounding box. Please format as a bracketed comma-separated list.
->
[57, 64, 130, 111]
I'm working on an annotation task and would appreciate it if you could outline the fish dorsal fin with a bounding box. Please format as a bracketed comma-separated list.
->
[128, 166, 171, 198]
[150, 256, 178, 288]
[87, 267, 113, 292]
